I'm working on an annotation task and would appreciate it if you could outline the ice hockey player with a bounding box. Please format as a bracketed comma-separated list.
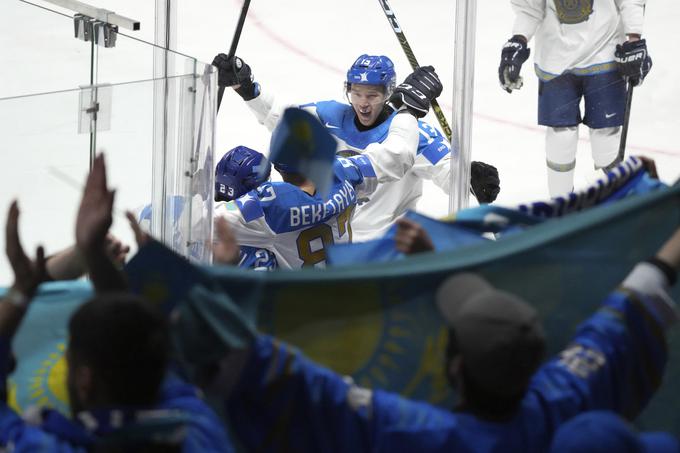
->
[499, 0, 652, 197]
[214, 145, 279, 270]
[212, 53, 501, 240]
[214, 107, 426, 268]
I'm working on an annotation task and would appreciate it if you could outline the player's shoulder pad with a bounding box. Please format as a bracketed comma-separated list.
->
[235, 189, 266, 222]
[300, 100, 353, 128]
[416, 119, 451, 165]
[255, 181, 309, 214]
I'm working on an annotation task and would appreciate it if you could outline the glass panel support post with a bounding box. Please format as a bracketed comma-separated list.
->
[449, 0, 477, 214]
[151, 0, 177, 242]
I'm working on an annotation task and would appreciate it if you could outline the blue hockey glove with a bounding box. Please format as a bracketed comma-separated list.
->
[212, 53, 259, 100]
[499, 36, 530, 93]
[615, 39, 652, 87]
[388, 66, 443, 118]
[471, 161, 500, 204]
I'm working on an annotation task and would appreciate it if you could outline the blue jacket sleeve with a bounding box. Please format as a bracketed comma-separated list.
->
[528, 286, 668, 428]
[156, 374, 236, 453]
[227, 335, 458, 453]
[227, 335, 375, 452]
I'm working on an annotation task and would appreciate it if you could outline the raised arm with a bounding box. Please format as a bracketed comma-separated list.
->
[44, 235, 129, 281]
[75, 154, 127, 292]
[530, 226, 680, 426]
[0, 201, 47, 340]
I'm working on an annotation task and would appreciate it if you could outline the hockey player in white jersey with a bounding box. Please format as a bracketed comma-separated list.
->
[215, 107, 424, 268]
[212, 53, 501, 241]
[499, 0, 652, 197]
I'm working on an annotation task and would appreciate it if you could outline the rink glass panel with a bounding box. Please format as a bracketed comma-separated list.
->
[0, 1, 216, 284]
[0, 90, 89, 271]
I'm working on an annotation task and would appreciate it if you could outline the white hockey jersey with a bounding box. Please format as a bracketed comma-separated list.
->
[215, 158, 380, 269]
[511, 0, 646, 80]
[246, 91, 452, 241]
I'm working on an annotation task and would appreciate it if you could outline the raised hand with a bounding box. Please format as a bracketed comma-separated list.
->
[125, 211, 151, 248]
[389, 66, 443, 118]
[212, 53, 259, 100]
[75, 154, 115, 253]
[5, 200, 47, 297]
[105, 234, 131, 266]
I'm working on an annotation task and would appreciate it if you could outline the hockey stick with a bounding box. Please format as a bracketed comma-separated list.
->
[377, 0, 453, 142]
[217, 0, 252, 112]
[614, 79, 635, 167]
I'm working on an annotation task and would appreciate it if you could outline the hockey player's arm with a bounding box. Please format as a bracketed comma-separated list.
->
[510, 0, 546, 42]
[246, 89, 291, 132]
[615, 0, 645, 37]
[358, 112, 420, 183]
[215, 199, 273, 250]
[244, 86, 323, 132]
[410, 123, 454, 194]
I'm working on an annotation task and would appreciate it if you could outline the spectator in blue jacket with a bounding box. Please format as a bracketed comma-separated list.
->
[194, 216, 680, 452]
[0, 155, 233, 452]
[550, 410, 679, 452]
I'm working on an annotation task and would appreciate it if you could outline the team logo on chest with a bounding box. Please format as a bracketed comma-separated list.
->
[554, 0, 593, 24]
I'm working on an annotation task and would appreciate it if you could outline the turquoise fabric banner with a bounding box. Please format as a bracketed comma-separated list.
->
[6, 183, 680, 435]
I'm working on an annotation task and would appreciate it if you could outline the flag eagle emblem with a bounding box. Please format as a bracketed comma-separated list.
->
[554, 0, 593, 24]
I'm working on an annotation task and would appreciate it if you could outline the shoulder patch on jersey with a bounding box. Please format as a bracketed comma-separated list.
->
[235, 191, 265, 222]
[417, 120, 451, 165]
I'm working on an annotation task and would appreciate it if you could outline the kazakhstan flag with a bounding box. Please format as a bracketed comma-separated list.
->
[6, 180, 680, 436]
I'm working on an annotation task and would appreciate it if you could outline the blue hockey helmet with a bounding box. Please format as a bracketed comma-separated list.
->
[346, 54, 397, 96]
[215, 146, 271, 202]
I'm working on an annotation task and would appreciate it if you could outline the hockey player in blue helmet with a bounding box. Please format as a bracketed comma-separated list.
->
[344, 54, 397, 128]
[214, 108, 384, 269]
[215, 145, 272, 202]
[213, 52, 500, 241]
[213, 145, 279, 270]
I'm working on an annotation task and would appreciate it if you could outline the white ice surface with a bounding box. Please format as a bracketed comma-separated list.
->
[0, 0, 678, 285]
